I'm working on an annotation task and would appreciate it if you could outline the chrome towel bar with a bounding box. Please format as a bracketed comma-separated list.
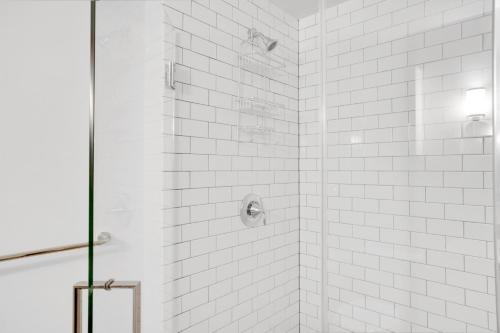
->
[0, 232, 111, 262]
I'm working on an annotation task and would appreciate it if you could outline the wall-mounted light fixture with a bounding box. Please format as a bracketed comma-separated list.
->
[465, 88, 487, 121]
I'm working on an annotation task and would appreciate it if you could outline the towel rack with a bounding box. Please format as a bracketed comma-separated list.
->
[0, 232, 111, 262]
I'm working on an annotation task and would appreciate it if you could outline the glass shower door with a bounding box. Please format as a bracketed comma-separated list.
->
[85, 1, 166, 332]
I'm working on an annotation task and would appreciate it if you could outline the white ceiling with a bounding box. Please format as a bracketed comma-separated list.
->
[269, 0, 347, 19]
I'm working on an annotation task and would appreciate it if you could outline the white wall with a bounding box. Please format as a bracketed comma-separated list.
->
[298, 12, 323, 333]
[0, 2, 90, 332]
[162, 0, 300, 332]
[0, 1, 164, 332]
[299, 0, 496, 332]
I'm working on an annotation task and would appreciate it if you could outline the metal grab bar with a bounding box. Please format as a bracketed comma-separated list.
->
[0, 232, 111, 262]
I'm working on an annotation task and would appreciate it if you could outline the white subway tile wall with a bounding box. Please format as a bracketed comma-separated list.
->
[162, 0, 497, 331]
[299, 0, 495, 332]
[162, 0, 300, 332]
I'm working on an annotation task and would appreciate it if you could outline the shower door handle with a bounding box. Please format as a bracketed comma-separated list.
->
[73, 280, 141, 333]
[166, 61, 175, 90]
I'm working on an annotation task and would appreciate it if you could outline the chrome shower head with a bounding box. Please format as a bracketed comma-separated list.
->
[266, 39, 278, 52]
[248, 28, 278, 52]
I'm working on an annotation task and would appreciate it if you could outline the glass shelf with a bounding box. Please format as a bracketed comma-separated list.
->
[234, 96, 284, 118]
[239, 125, 273, 135]
[239, 50, 286, 77]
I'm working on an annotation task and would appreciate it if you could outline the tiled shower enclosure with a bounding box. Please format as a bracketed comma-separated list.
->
[300, 0, 496, 332]
[2, 0, 500, 332]
[163, 0, 498, 332]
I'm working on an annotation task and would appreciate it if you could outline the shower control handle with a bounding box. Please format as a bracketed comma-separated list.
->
[240, 193, 266, 227]
[247, 201, 264, 217]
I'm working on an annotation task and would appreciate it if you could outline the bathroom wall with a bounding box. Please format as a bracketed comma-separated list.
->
[162, 1, 300, 332]
[298, 12, 323, 333]
[0, 2, 165, 332]
[0, 2, 90, 331]
[299, 0, 495, 332]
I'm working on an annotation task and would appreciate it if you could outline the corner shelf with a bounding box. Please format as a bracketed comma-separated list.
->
[234, 96, 284, 118]
[240, 124, 273, 133]
[239, 51, 286, 77]
[236, 36, 287, 145]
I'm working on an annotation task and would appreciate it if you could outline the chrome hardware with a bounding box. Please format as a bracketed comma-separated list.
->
[166, 61, 175, 90]
[240, 193, 266, 227]
[104, 278, 115, 291]
[247, 201, 263, 217]
[467, 113, 486, 121]
[247, 28, 278, 52]
[73, 280, 141, 333]
[0, 232, 111, 262]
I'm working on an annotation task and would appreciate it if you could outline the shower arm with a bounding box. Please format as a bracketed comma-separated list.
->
[248, 28, 262, 39]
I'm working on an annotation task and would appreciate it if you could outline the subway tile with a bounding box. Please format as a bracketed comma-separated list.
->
[447, 302, 489, 328]
[167, 0, 496, 331]
[411, 293, 445, 315]
[427, 281, 465, 304]
[447, 269, 488, 292]
[443, 35, 483, 58]
[428, 313, 466, 332]
[445, 204, 485, 223]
